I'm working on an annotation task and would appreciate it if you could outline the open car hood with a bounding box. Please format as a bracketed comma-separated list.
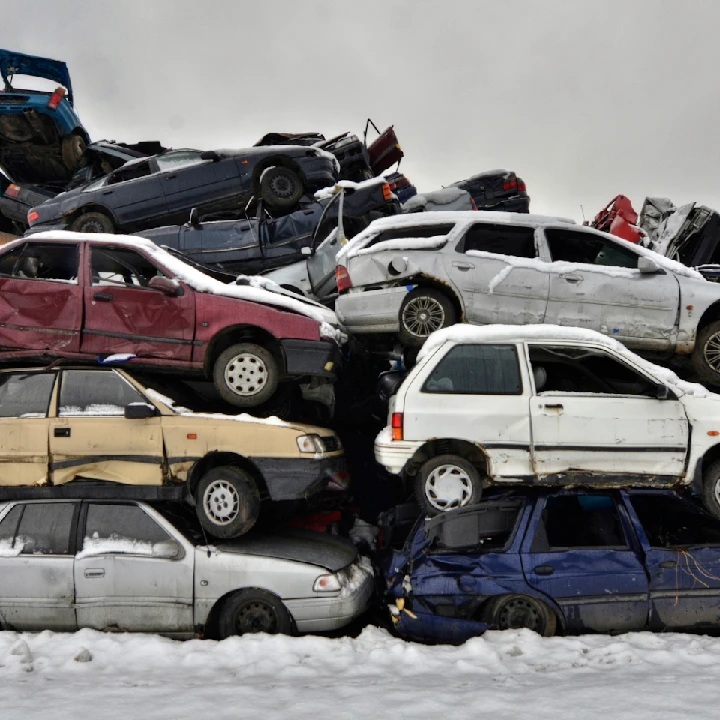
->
[0, 49, 73, 104]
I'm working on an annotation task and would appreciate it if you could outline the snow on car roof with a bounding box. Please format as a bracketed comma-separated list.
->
[417, 323, 710, 398]
[26, 231, 340, 332]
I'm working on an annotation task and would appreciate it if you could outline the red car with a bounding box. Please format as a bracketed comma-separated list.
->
[0, 232, 343, 408]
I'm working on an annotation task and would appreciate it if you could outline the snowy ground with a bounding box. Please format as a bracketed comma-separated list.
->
[2, 627, 720, 719]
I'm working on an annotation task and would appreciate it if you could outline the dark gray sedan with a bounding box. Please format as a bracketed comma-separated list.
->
[0, 500, 373, 637]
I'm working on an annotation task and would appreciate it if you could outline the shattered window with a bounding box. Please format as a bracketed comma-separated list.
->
[59, 370, 147, 417]
[460, 223, 536, 258]
[528, 345, 658, 396]
[16, 503, 76, 555]
[630, 495, 720, 547]
[544, 228, 639, 268]
[0, 242, 79, 282]
[90, 246, 164, 287]
[83, 504, 171, 557]
[0, 505, 23, 554]
[423, 344, 522, 394]
[533, 494, 628, 550]
[108, 160, 152, 184]
[0, 372, 55, 418]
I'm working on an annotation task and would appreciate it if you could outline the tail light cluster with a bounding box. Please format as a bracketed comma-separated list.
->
[391, 412, 404, 441]
[382, 183, 393, 201]
[336, 265, 352, 293]
[27, 210, 39, 225]
[502, 176, 527, 193]
[5, 184, 21, 199]
[46, 86, 66, 111]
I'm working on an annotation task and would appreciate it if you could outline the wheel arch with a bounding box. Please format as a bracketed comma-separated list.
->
[401, 276, 465, 324]
[474, 591, 565, 633]
[204, 324, 283, 378]
[404, 439, 489, 478]
[187, 451, 269, 500]
[252, 155, 304, 195]
[63, 202, 117, 228]
[697, 301, 720, 334]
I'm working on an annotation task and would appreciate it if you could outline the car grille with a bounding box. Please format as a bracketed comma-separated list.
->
[320, 436, 341, 453]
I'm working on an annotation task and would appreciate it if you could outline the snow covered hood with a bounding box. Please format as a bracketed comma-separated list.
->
[417, 324, 711, 398]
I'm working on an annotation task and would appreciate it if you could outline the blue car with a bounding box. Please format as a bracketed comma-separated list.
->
[385, 489, 720, 643]
[0, 49, 88, 187]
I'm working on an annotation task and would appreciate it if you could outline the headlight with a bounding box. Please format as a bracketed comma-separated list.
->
[296, 434, 324, 454]
[313, 572, 344, 592]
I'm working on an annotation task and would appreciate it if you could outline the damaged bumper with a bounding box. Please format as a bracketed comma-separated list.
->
[297, 156, 338, 190]
[390, 603, 490, 644]
[281, 338, 341, 378]
[253, 454, 348, 502]
[336, 286, 407, 334]
[375, 439, 420, 476]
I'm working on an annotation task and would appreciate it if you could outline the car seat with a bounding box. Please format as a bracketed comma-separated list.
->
[532, 366, 547, 393]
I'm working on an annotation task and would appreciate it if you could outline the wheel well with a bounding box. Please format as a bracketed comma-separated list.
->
[405, 278, 464, 323]
[187, 451, 269, 500]
[696, 302, 720, 335]
[204, 325, 283, 378]
[405, 439, 488, 478]
[252, 155, 304, 195]
[64, 203, 116, 227]
[700, 445, 720, 483]
[473, 593, 564, 632]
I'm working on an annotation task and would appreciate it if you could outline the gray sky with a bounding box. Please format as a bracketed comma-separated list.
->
[3, 0, 720, 221]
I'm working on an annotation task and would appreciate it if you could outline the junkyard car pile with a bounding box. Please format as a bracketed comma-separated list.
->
[4, 48, 720, 647]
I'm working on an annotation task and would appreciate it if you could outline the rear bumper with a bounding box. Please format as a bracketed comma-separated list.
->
[253, 454, 348, 502]
[335, 286, 407, 334]
[298, 156, 338, 190]
[375, 439, 420, 476]
[281, 338, 341, 378]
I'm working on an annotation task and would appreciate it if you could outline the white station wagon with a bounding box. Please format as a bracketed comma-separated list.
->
[375, 325, 720, 517]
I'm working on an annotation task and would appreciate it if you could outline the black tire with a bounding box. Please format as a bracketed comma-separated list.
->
[692, 320, 720, 387]
[701, 459, 720, 519]
[259, 166, 304, 209]
[415, 454, 483, 516]
[217, 588, 293, 639]
[213, 342, 279, 408]
[195, 465, 261, 539]
[481, 594, 557, 637]
[399, 287, 457, 347]
[70, 211, 114, 234]
[61, 132, 87, 171]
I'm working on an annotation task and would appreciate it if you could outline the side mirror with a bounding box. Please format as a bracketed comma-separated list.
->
[148, 275, 183, 296]
[152, 540, 182, 559]
[200, 150, 220, 163]
[656, 384, 670, 400]
[301, 246, 312, 256]
[638, 256, 665, 274]
[188, 207, 200, 227]
[124, 402, 156, 420]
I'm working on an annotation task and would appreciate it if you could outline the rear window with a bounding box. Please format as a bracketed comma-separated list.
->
[364, 223, 455, 249]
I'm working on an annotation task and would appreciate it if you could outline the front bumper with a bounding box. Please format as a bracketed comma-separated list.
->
[281, 338, 341, 378]
[335, 286, 408, 334]
[298, 156, 338, 190]
[253, 454, 348, 502]
[375, 439, 420, 476]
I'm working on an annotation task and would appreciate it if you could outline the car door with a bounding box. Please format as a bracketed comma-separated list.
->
[403, 342, 534, 480]
[0, 241, 83, 352]
[541, 227, 680, 350]
[191, 218, 262, 271]
[0, 502, 78, 631]
[443, 222, 549, 325]
[526, 343, 689, 479]
[521, 492, 649, 633]
[81, 244, 195, 361]
[0, 371, 56, 486]
[624, 492, 720, 630]
[49, 369, 164, 486]
[74, 502, 194, 633]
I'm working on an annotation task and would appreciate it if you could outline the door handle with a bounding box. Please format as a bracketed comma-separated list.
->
[54, 427, 70, 438]
[543, 403, 564, 410]
[534, 565, 554, 575]
[93, 292, 113, 302]
[84, 569, 105, 578]
[165, 174, 178, 180]
[101, 190, 113, 195]
[659, 560, 677, 569]
[452, 261, 475, 271]
[562, 273, 583, 283]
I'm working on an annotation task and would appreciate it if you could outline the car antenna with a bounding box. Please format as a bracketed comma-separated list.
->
[580, 204, 586, 223]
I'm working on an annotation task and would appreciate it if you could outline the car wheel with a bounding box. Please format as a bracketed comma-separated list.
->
[415, 454, 483, 516]
[213, 342, 279, 407]
[259, 166, 304, 209]
[70, 211, 115, 234]
[195, 466, 261, 539]
[692, 320, 720, 387]
[701, 459, 720, 519]
[61, 132, 87, 171]
[217, 589, 294, 639]
[481, 594, 557, 637]
[399, 287, 456, 347]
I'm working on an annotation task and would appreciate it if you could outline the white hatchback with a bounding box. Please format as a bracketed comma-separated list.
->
[375, 324, 720, 517]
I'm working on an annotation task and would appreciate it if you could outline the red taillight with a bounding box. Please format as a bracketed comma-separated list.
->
[46, 86, 66, 111]
[470, 197, 478, 211]
[503, 179, 518, 191]
[391, 412, 403, 441]
[518, 181, 526, 192]
[27, 210, 39, 225]
[336, 265, 352, 293]
[382, 183, 392, 201]
[5, 184, 20, 198]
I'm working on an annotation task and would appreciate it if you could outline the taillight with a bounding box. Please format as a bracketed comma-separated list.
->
[336, 265, 352, 293]
[27, 210, 39, 225]
[391, 412, 403, 441]
[5, 184, 20, 198]
[503, 179, 518, 191]
[382, 183, 392, 201]
[470, 197, 478, 211]
[46, 86, 66, 111]
[518, 181, 527, 192]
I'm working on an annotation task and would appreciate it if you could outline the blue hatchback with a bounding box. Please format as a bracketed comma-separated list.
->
[0, 49, 88, 186]
[385, 489, 720, 643]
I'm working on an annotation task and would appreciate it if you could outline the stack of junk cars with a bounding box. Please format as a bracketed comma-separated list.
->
[4, 48, 720, 645]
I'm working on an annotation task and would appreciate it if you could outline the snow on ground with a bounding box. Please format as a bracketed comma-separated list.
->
[2, 627, 720, 719]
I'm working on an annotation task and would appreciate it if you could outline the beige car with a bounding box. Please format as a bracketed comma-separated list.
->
[0, 366, 346, 538]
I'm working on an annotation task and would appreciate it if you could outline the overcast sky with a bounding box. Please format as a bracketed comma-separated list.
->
[3, 0, 720, 221]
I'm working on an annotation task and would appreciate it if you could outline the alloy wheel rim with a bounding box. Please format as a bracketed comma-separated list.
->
[704, 332, 720, 372]
[402, 296, 445, 337]
[203, 479, 240, 526]
[224, 353, 269, 396]
[425, 464, 473, 511]
[236, 601, 277, 634]
[498, 597, 541, 631]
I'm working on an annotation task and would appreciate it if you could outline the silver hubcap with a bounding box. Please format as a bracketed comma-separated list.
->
[224, 353, 269, 397]
[704, 332, 720, 372]
[425, 464, 473, 511]
[203, 479, 240, 526]
[713, 478, 720, 507]
[402, 296, 445, 337]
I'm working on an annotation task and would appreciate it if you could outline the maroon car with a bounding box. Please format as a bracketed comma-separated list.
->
[0, 232, 343, 408]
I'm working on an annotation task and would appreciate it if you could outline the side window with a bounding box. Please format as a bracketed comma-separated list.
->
[82, 504, 172, 557]
[630, 496, 720, 547]
[460, 223, 536, 258]
[90, 246, 164, 287]
[0, 505, 23, 555]
[156, 151, 205, 173]
[532, 494, 628, 551]
[528, 345, 658, 397]
[0, 243, 79, 282]
[15, 503, 76, 555]
[108, 160, 152, 184]
[0, 372, 55, 418]
[58, 370, 147, 417]
[544, 228, 639, 269]
[423, 344, 523, 395]
[0, 245, 23, 276]
[364, 223, 456, 250]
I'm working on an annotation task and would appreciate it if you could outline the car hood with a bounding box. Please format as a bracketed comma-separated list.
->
[0, 49, 73, 104]
[212, 528, 358, 572]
